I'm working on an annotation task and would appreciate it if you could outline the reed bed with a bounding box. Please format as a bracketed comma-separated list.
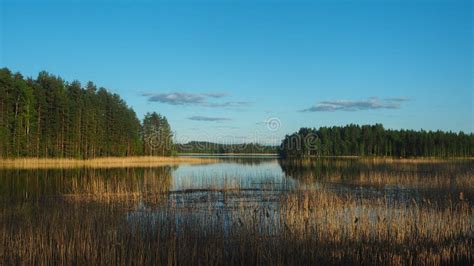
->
[1, 185, 472, 265]
[0, 156, 218, 169]
[0, 158, 472, 265]
[362, 157, 474, 164]
[280, 158, 474, 189]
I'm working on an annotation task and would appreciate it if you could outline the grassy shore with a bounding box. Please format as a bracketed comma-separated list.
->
[0, 157, 472, 264]
[1, 186, 471, 265]
[0, 156, 218, 169]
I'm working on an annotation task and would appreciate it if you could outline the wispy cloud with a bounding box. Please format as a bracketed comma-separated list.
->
[142, 92, 250, 108]
[301, 97, 409, 112]
[143, 92, 206, 105]
[188, 116, 232, 122]
[202, 92, 228, 98]
[205, 101, 251, 108]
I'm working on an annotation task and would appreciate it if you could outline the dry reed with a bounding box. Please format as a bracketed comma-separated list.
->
[1, 158, 472, 265]
[0, 156, 218, 169]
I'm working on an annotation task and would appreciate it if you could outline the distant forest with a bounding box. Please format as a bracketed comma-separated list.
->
[2, 68, 473, 159]
[176, 141, 278, 154]
[0, 68, 172, 158]
[279, 124, 474, 158]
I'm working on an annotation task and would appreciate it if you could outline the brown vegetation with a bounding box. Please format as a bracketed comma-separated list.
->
[1, 188, 472, 265]
[0, 159, 472, 265]
[0, 156, 218, 169]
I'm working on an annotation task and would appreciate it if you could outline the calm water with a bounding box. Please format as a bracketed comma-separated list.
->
[2, 157, 473, 264]
[1, 157, 472, 208]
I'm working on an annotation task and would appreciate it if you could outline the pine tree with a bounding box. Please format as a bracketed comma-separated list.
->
[143, 112, 173, 156]
[279, 124, 474, 158]
[0, 68, 154, 158]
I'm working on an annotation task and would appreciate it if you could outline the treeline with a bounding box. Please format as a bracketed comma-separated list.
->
[0, 68, 172, 158]
[280, 124, 473, 158]
[176, 141, 278, 154]
[143, 112, 173, 156]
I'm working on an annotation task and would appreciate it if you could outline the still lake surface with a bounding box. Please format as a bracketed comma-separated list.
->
[1, 156, 473, 264]
[1, 156, 472, 209]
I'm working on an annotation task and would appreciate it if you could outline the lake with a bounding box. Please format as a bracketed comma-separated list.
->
[1, 157, 473, 265]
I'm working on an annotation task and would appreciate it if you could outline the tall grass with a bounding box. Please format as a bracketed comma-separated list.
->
[0, 159, 472, 265]
[280, 157, 474, 188]
[1, 190, 471, 265]
[0, 156, 217, 169]
[1, 188, 472, 264]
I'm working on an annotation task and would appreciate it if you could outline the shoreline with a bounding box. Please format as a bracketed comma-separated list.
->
[178, 153, 279, 157]
[0, 156, 218, 169]
[1, 155, 472, 169]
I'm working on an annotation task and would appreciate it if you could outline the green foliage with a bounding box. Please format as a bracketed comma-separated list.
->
[143, 112, 173, 156]
[280, 124, 474, 158]
[0, 68, 172, 158]
[175, 141, 278, 154]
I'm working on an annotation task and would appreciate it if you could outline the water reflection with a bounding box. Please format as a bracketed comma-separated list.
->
[278, 158, 473, 205]
[0, 167, 174, 205]
[1, 157, 472, 207]
[172, 160, 293, 191]
[1, 157, 472, 264]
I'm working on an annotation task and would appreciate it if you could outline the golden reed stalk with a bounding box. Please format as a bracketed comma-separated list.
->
[0, 156, 218, 169]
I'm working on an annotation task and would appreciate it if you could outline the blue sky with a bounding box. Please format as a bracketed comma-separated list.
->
[1, 0, 472, 144]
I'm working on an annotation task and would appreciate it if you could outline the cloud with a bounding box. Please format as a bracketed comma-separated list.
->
[205, 101, 251, 108]
[301, 97, 409, 112]
[142, 92, 250, 108]
[143, 92, 206, 105]
[188, 116, 232, 122]
[202, 92, 228, 98]
[385, 97, 410, 102]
